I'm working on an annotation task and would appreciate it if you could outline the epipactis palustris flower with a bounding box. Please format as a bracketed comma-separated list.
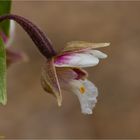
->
[42, 41, 109, 114]
[0, 20, 27, 67]
[0, 14, 110, 114]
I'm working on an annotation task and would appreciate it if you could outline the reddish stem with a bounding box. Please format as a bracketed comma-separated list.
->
[0, 14, 57, 58]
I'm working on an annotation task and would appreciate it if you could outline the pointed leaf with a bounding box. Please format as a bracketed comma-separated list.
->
[0, 0, 11, 36]
[0, 38, 7, 105]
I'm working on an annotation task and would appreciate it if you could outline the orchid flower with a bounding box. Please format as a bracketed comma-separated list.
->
[0, 20, 26, 67]
[0, 14, 109, 114]
[41, 41, 109, 114]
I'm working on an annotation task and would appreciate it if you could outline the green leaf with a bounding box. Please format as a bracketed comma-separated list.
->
[0, 0, 11, 105]
[0, 38, 7, 105]
[0, 0, 11, 36]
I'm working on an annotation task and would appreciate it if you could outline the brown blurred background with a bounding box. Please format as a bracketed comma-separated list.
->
[0, 1, 140, 139]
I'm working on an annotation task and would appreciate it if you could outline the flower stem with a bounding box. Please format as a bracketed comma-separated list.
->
[0, 14, 57, 58]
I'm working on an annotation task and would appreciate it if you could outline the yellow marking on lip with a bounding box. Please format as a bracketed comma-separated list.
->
[80, 86, 85, 94]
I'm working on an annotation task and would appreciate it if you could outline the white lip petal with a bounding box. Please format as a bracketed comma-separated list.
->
[69, 79, 98, 115]
[55, 53, 99, 68]
[89, 50, 108, 59]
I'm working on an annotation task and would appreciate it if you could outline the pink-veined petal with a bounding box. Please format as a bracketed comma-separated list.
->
[56, 67, 88, 86]
[72, 68, 88, 80]
[54, 53, 99, 68]
[56, 67, 78, 87]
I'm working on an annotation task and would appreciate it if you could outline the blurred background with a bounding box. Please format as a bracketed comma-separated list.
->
[0, 1, 140, 139]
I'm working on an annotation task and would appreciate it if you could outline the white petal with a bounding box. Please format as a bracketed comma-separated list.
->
[6, 20, 16, 48]
[69, 79, 98, 114]
[89, 50, 108, 59]
[55, 53, 99, 68]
